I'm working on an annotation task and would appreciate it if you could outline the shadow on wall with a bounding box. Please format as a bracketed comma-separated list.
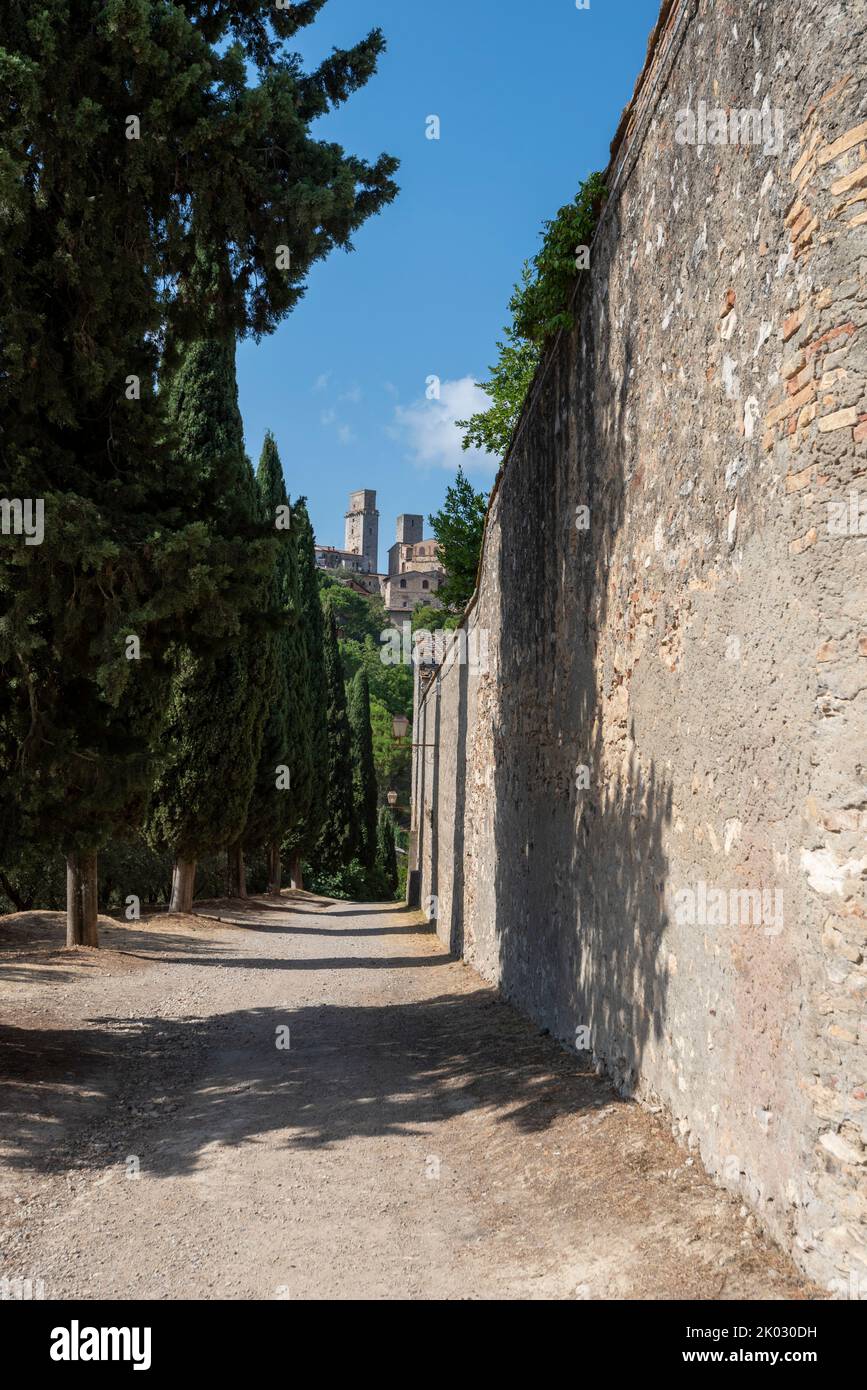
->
[448, 657, 470, 959]
[501, 199, 674, 1086]
[437, 195, 675, 1089]
[417, 677, 442, 933]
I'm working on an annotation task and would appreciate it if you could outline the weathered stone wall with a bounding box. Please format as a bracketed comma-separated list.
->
[412, 0, 867, 1289]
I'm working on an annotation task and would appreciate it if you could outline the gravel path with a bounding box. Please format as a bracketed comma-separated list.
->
[0, 896, 819, 1300]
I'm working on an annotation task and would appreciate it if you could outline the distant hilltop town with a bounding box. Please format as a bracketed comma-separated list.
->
[315, 489, 445, 627]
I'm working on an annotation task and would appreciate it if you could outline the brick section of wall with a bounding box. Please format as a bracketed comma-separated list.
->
[412, 0, 867, 1289]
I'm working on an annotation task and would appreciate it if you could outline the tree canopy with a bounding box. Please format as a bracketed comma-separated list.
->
[456, 173, 604, 459]
[319, 573, 391, 644]
[427, 469, 489, 615]
[0, 1, 398, 934]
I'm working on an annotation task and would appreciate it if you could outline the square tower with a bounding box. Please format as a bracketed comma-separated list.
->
[344, 490, 379, 573]
[396, 514, 423, 546]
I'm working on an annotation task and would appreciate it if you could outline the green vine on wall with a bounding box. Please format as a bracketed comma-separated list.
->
[457, 171, 606, 459]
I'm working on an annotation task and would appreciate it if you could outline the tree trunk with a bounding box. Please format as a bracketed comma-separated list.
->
[289, 852, 303, 891]
[81, 850, 99, 946]
[66, 849, 99, 947]
[267, 844, 281, 896]
[66, 855, 83, 945]
[227, 841, 247, 899]
[170, 858, 197, 914]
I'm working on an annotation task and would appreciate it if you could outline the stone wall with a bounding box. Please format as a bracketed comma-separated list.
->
[411, 0, 867, 1290]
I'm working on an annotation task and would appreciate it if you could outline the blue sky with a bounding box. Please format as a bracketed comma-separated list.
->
[237, 0, 660, 564]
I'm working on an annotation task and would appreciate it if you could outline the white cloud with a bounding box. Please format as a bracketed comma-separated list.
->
[320, 403, 357, 446]
[392, 376, 495, 472]
[313, 372, 331, 392]
[340, 384, 363, 405]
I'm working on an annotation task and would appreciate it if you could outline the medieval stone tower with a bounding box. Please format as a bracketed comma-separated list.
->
[344, 489, 379, 573]
[391, 517, 422, 547]
[395, 513, 423, 547]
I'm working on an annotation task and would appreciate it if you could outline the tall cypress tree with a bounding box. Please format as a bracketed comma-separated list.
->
[375, 807, 398, 898]
[225, 448, 280, 902]
[312, 609, 356, 874]
[283, 501, 328, 891]
[0, 3, 398, 943]
[347, 670, 378, 870]
[242, 434, 306, 894]
[145, 336, 274, 912]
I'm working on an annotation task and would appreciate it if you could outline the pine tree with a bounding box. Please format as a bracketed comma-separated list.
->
[347, 670, 378, 870]
[375, 807, 399, 898]
[0, 3, 398, 943]
[283, 501, 328, 891]
[312, 610, 356, 874]
[242, 434, 306, 894]
[145, 336, 275, 912]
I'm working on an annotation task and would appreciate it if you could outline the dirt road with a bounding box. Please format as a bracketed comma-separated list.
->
[0, 896, 818, 1300]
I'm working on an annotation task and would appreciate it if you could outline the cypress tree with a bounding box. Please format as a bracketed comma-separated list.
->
[347, 670, 378, 870]
[145, 336, 274, 912]
[242, 434, 306, 894]
[0, 3, 398, 942]
[375, 808, 399, 898]
[225, 463, 279, 902]
[312, 610, 356, 874]
[283, 502, 328, 891]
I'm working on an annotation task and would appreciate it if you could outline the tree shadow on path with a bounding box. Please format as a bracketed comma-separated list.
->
[0, 985, 617, 1181]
